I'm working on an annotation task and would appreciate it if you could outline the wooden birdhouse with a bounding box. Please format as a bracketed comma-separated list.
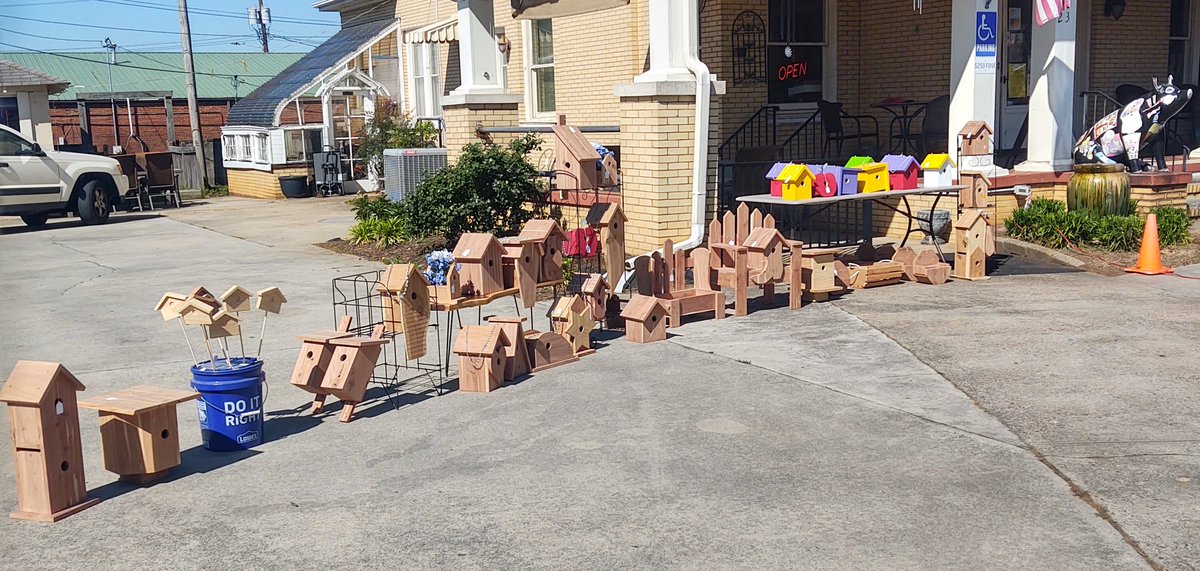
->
[255, 287, 287, 314]
[621, 294, 669, 344]
[953, 210, 990, 281]
[525, 331, 579, 372]
[549, 295, 595, 354]
[430, 264, 461, 301]
[779, 164, 815, 201]
[958, 121, 994, 156]
[500, 238, 539, 308]
[206, 310, 241, 340]
[743, 227, 785, 284]
[78, 386, 199, 485]
[291, 332, 353, 409]
[881, 154, 920, 190]
[377, 264, 430, 360]
[518, 219, 568, 283]
[581, 273, 609, 322]
[0, 361, 98, 522]
[589, 203, 626, 284]
[858, 162, 890, 193]
[220, 286, 253, 313]
[812, 164, 842, 198]
[321, 326, 389, 422]
[766, 162, 790, 197]
[188, 287, 220, 309]
[552, 115, 601, 191]
[920, 154, 958, 187]
[839, 167, 861, 195]
[802, 248, 840, 302]
[486, 316, 532, 381]
[155, 292, 187, 321]
[959, 171, 991, 210]
[177, 297, 217, 326]
[453, 325, 511, 393]
[452, 233, 506, 296]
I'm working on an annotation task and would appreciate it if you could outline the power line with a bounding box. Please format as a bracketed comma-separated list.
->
[90, 0, 338, 26]
[0, 13, 272, 37]
[0, 40, 280, 78]
[0, 25, 100, 43]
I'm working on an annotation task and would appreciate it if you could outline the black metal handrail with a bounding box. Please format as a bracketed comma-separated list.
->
[717, 105, 779, 161]
[777, 110, 837, 164]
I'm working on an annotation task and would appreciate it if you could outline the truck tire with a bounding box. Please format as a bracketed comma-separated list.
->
[20, 213, 49, 227]
[76, 179, 111, 225]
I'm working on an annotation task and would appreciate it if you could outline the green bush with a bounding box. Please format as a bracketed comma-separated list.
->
[349, 195, 404, 221]
[348, 218, 407, 247]
[1093, 215, 1143, 251]
[393, 134, 546, 241]
[357, 101, 440, 180]
[1005, 199, 1192, 252]
[1153, 206, 1192, 246]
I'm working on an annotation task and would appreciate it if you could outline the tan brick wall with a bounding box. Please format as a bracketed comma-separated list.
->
[441, 102, 520, 163]
[619, 95, 700, 254]
[228, 165, 313, 200]
[1088, 0, 1172, 94]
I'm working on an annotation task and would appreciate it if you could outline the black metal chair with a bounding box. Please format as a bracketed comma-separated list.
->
[917, 95, 950, 156]
[817, 100, 880, 159]
[1114, 84, 1148, 106]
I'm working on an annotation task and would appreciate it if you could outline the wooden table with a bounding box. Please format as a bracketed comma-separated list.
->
[737, 185, 964, 259]
[79, 386, 200, 484]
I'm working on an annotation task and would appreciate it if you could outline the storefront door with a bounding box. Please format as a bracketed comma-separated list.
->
[997, 0, 1032, 150]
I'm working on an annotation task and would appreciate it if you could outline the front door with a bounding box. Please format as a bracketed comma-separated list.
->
[998, 0, 1032, 150]
[0, 127, 62, 208]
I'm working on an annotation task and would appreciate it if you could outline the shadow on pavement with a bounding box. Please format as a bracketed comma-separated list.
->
[1, 213, 163, 235]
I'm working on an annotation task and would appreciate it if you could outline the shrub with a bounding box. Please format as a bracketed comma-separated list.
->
[357, 102, 439, 180]
[349, 194, 404, 222]
[1152, 206, 1192, 247]
[348, 218, 407, 247]
[1093, 215, 1144, 251]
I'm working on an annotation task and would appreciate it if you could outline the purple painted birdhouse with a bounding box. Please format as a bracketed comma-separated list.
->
[766, 162, 789, 197]
[839, 167, 861, 196]
[812, 164, 842, 197]
[881, 154, 920, 190]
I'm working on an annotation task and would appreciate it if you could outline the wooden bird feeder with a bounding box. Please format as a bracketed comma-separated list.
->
[289, 316, 354, 414]
[486, 316, 532, 381]
[452, 233, 506, 296]
[0, 361, 98, 522]
[453, 325, 510, 393]
[958, 121, 994, 156]
[78, 386, 200, 484]
[320, 325, 389, 422]
[621, 294, 669, 344]
[524, 330, 579, 372]
[552, 115, 601, 191]
[518, 219, 568, 283]
[220, 286, 254, 313]
[581, 274, 609, 322]
[953, 210, 991, 281]
[377, 264, 431, 360]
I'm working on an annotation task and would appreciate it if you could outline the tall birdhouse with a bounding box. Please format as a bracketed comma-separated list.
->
[452, 233, 506, 296]
[552, 115, 601, 191]
[500, 238, 540, 308]
[518, 219, 568, 283]
[766, 162, 790, 197]
[839, 167, 861, 195]
[587, 203, 626, 284]
[621, 294, 669, 344]
[881, 154, 920, 190]
[858, 162, 890, 193]
[743, 227, 785, 284]
[0, 361, 98, 522]
[953, 209, 990, 281]
[812, 164, 842, 198]
[959, 172, 991, 210]
[920, 154, 958, 187]
[453, 325, 511, 393]
[779, 164, 815, 201]
[958, 121, 994, 156]
[486, 316, 532, 382]
[377, 264, 430, 360]
[581, 273, 609, 322]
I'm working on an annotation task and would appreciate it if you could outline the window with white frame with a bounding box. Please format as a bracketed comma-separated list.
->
[239, 135, 251, 160]
[408, 43, 442, 117]
[526, 19, 555, 117]
[284, 128, 323, 163]
[223, 135, 237, 160]
[256, 134, 268, 163]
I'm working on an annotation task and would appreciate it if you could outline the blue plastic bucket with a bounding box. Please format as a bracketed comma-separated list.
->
[190, 357, 265, 452]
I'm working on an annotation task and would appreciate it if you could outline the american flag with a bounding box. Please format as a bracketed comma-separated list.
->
[1035, 0, 1071, 26]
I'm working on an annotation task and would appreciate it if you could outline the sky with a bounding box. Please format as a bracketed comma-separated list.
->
[0, 0, 338, 54]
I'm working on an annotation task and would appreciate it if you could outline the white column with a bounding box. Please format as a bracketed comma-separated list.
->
[1019, 8, 1078, 172]
[320, 93, 334, 150]
[948, 0, 1004, 175]
[448, 0, 503, 97]
[634, 0, 693, 83]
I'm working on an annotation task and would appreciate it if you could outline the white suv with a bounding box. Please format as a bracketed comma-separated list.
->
[0, 124, 129, 227]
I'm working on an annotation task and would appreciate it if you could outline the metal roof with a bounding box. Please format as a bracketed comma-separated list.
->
[227, 18, 397, 128]
[0, 52, 305, 101]
[0, 60, 70, 94]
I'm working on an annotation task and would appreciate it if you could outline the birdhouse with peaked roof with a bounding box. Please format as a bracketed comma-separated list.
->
[178, 297, 218, 326]
[453, 233, 506, 296]
[621, 294, 669, 344]
[958, 121, 993, 156]
[766, 162, 790, 197]
[518, 219, 568, 283]
[321, 327, 390, 422]
[858, 162, 890, 193]
[0, 361, 98, 522]
[453, 325, 511, 393]
[255, 287, 287, 314]
[587, 204, 626, 285]
[953, 209, 990, 281]
[220, 286, 253, 313]
[881, 154, 920, 190]
[921, 154, 958, 187]
[486, 316, 532, 382]
[845, 155, 875, 169]
[959, 171, 991, 210]
[188, 287, 220, 310]
[743, 227, 786, 283]
[839, 167, 861, 195]
[377, 264, 431, 360]
[206, 310, 241, 340]
[779, 164, 815, 201]
[581, 273, 609, 322]
[155, 292, 187, 322]
[290, 317, 355, 408]
[552, 115, 601, 191]
[812, 164, 842, 197]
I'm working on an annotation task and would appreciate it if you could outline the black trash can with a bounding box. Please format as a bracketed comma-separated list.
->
[279, 175, 312, 199]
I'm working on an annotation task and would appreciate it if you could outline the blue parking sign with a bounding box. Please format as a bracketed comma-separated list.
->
[976, 11, 997, 57]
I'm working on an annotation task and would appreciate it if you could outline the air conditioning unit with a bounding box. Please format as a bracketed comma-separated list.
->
[383, 148, 447, 202]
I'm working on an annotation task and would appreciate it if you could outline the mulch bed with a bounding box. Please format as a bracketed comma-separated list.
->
[1051, 224, 1200, 276]
[316, 235, 448, 265]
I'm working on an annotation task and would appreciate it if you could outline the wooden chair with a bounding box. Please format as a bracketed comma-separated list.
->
[706, 203, 804, 316]
[633, 239, 724, 328]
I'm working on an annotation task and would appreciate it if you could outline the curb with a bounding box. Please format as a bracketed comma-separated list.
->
[995, 237, 1085, 269]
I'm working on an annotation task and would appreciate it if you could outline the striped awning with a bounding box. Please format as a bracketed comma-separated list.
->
[403, 17, 458, 44]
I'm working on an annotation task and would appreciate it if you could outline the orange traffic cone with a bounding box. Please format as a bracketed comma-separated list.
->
[1125, 213, 1173, 275]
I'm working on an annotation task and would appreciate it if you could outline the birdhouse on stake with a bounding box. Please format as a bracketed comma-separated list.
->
[621, 294, 669, 344]
[452, 233, 506, 296]
[518, 219, 568, 283]
[453, 325, 511, 393]
[255, 287, 287, 314]
[958, 121, 994, 157]
[0, 361, 99, 522]
[155, 292, 187, 321]
[552, 115, 601, 191]
[220, 286, 254, 313]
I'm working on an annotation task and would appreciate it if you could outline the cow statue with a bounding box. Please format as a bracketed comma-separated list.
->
[1074, 76, 1193, 171]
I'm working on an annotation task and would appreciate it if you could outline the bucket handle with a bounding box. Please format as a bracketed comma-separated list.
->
[196, 376, 269, 421]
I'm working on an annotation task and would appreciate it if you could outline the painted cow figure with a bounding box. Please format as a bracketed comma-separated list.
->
[1074, 76, 1193, 171]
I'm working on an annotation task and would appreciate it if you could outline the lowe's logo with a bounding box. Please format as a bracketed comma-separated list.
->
[236, 431, 260, 445]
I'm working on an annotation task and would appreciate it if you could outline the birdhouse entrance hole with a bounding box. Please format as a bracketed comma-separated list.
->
[161, 429, 170, 440]
[60, 461, 69, 472]
[54, 399, 64, 415]
[339, 354, 348, 362]
[306, 350, 314, 359]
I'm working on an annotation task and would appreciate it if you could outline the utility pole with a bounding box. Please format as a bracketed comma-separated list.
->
[103, 38, 118, 152]
[178, 0, 208, 189]
[249, 1, 270, 53]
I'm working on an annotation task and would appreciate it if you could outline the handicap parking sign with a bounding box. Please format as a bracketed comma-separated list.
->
[976, 11, 997, 57]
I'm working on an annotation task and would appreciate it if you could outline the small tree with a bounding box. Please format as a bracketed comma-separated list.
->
[357, 101, 439, 179]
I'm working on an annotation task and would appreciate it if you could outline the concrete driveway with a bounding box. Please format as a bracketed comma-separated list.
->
[0, 198, 1187, 569]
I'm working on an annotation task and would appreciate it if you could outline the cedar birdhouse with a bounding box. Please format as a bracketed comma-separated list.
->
[321, 328, 390, 422]
[953, 210, 990, 281]
[220, 286, 253, 313]
[552, 115, 601, 191]
[486, 316, 532, 381]
[581, 274, 609, 322]
[453, 325, 511, 393]
[621, 294, 669, 344]
[518, 219, 568, 283]
[500, 237, 540, 308]
[588, 203, 627, 284]
[959, 172, 991, 210]
[743, 227, 786, 284]
[255, 287, 287, 314]
[0, 361, 98, 522]
[452, 233, 506, 296]
[377, 264, 431, 360]
[958, 121, 994, 156]
[78, 386, 200, 485]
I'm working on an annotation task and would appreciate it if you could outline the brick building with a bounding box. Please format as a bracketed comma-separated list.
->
[229, 0, 1198, 252]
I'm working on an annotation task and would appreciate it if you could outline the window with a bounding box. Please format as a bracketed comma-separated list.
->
[256, 134, 268, 163]
[284, 128, 323, 163]
[1168, 0, 1191, 82]
[239, 135, 251, 160]
[222, 135, 236, 160]
[408, 43, 442, 117]
[0, 126, 36, 156]
[767, 0, 825, 104]
[0, 97, 18, 132]
[528, 19, 556, 116]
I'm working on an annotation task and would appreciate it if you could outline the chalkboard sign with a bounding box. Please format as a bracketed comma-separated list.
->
[767, 45, 822, 104]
